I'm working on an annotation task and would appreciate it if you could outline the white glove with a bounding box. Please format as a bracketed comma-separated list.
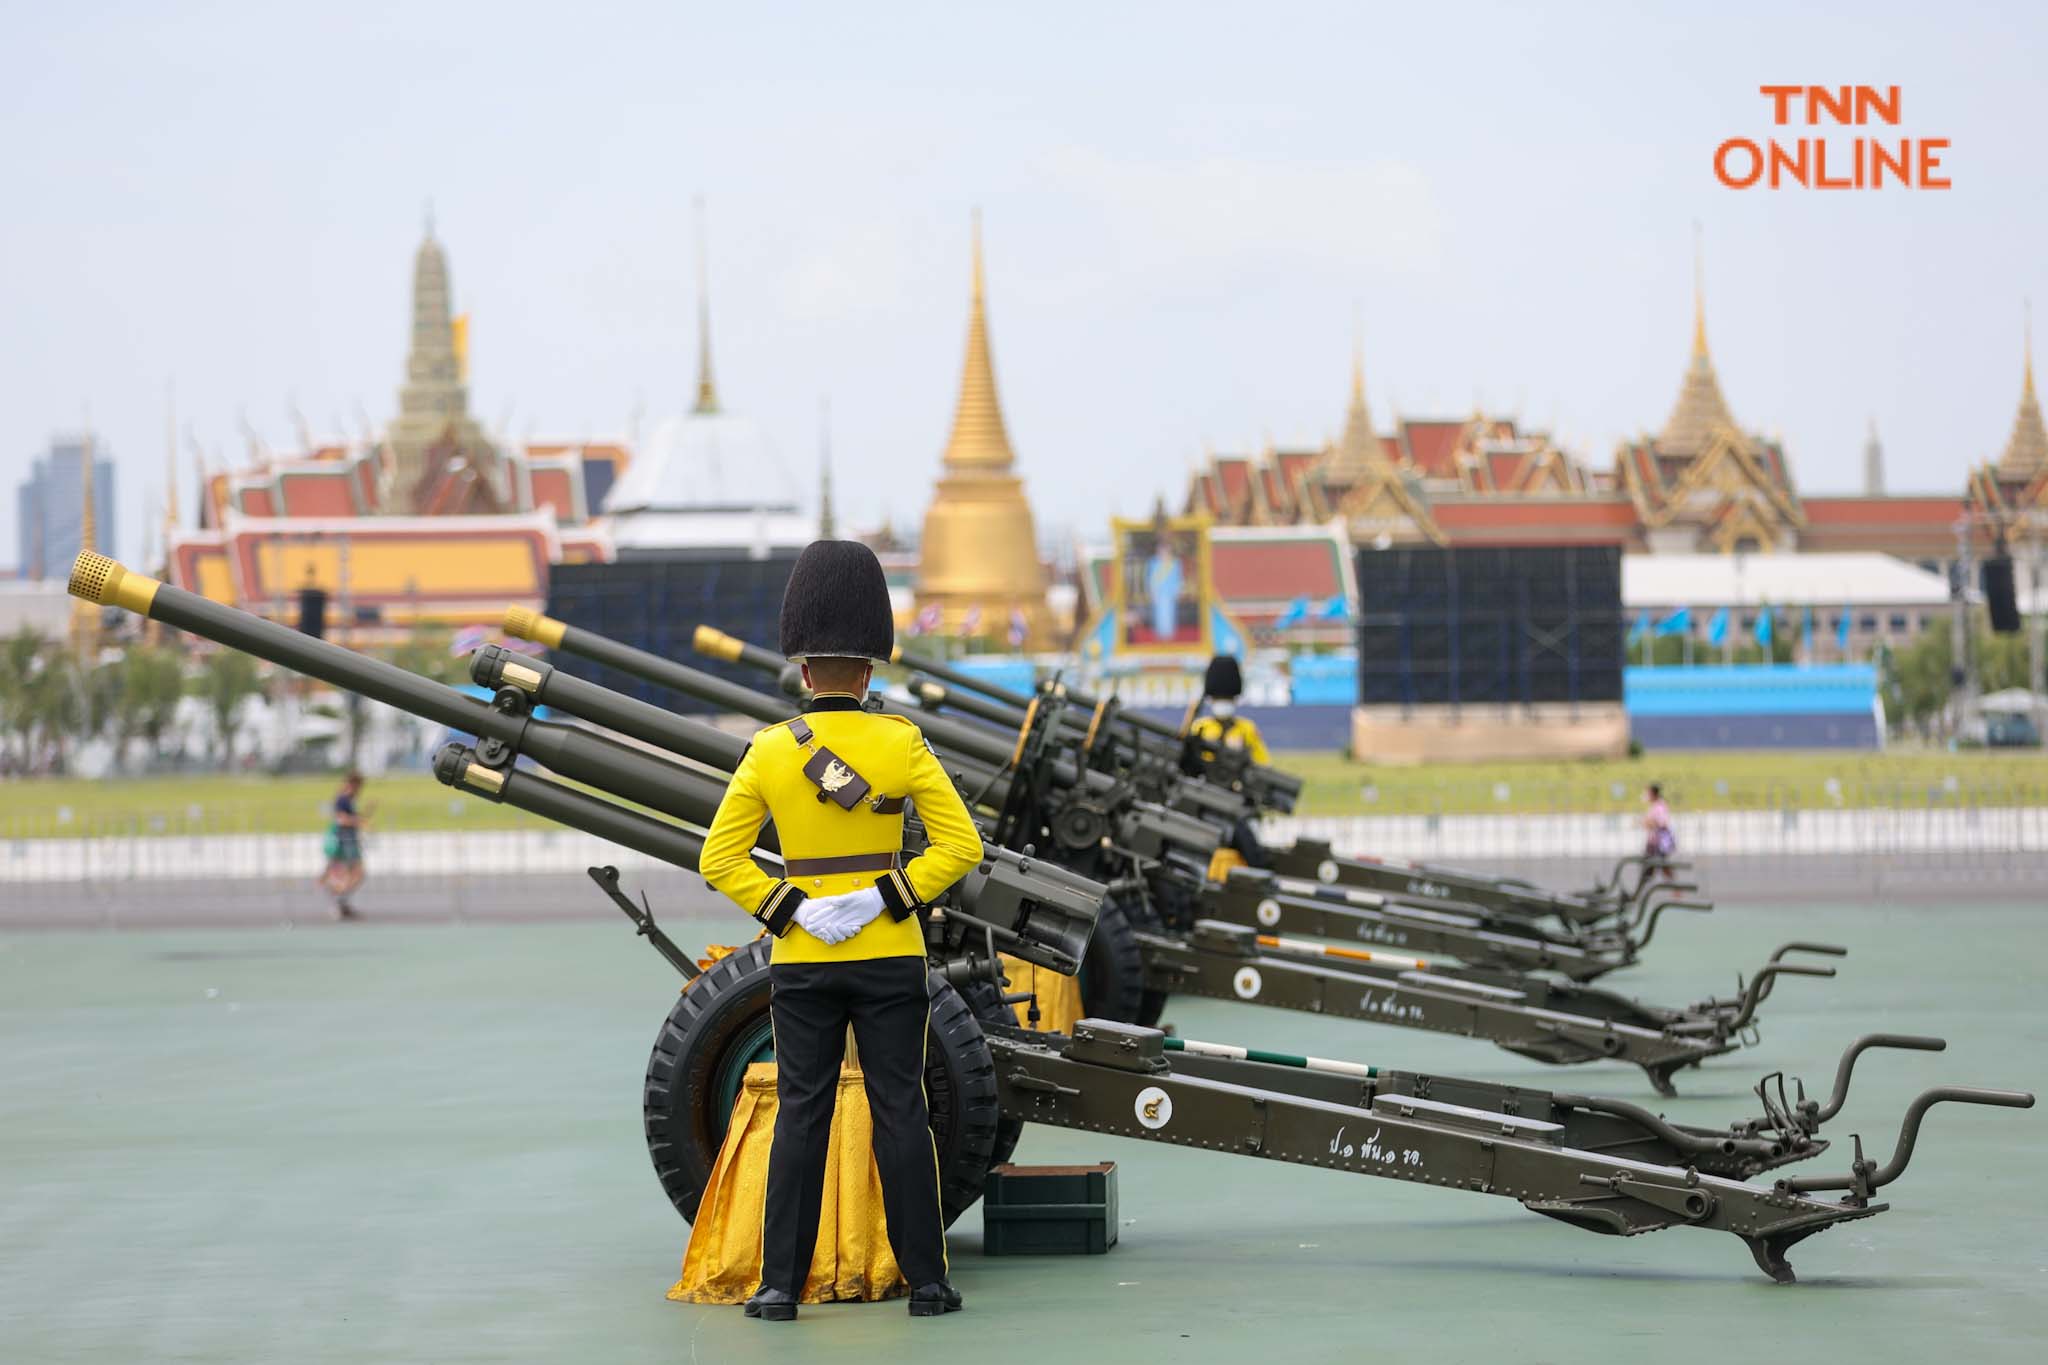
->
[795, 887, 886, 944]
[824, 887, 885, 933]
[794, 899, 856, 945]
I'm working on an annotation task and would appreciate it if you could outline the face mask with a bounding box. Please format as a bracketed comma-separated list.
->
[1211, 700, 1237, 719]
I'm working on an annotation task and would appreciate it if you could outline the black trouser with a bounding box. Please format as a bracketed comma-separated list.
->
[760, 955, 947, 1294]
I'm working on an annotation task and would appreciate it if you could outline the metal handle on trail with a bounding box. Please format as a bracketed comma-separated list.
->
[1812, 1032, 1946, 1123]
[1779, 1087, 2035, 1195]
[1726, 962, 1835, 1032]
[1770, 942, 1849, 964]
[1631, 899, 1712, 952]
[1752, 943, 1849, 1006]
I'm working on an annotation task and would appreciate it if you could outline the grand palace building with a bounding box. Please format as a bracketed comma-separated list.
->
[1175, 289, 2047, 646]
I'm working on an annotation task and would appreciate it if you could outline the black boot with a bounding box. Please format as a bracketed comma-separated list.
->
[743, 1287, 799, 1321]
[907, 1281, 963, 1317]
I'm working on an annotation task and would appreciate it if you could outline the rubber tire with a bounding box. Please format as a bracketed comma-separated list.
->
[1078, 896, 1146, 1024]
[642, 939, 1002, 1229]
[956, 976, 1028, 1170]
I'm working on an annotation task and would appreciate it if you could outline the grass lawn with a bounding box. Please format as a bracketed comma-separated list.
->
[1284, 748, 2048, 816]
[4, 749, 2045, 835]
[0, 772, 548, 839]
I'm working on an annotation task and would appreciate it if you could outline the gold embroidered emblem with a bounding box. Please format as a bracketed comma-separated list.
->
[819, 760, 855, 793]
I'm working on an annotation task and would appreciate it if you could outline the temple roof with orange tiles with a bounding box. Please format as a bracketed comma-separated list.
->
[1179, 286, 2025, 644]
[166, 226, 625, 638]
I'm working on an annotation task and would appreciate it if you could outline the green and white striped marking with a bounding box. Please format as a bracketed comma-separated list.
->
[1164, 1035, 1377, 1079]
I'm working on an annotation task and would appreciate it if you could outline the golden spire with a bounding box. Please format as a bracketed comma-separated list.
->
[692, 195, 719, 416]
[939, 211, 1017, 472]
[1656, 230, 1742, 457]
[1997, 299, 2047, 478]
[1324, 307, 1386, 479]
[1691, 225, 1709, 360]
[164, 382, 179, 533]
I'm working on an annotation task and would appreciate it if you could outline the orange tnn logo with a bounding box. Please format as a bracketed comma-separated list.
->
[1714, 85, 1949, 190]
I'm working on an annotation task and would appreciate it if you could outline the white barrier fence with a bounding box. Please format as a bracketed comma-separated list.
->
[5, 806, 2044, 885]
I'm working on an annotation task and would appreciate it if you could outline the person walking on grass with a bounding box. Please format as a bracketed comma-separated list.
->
[319, 771, 372, 919]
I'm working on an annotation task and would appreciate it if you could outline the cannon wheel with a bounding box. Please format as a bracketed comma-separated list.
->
[642, 939, 1003, 1228]
[957, 977, 1028, 1170]
[1079, 896, 1146, 1024]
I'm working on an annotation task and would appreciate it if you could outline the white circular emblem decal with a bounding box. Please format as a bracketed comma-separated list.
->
[1317, 860, 1339, 883]
[1232, 966, 1263, 999]
[1256, 897, 1282, 927]
[1134, 1085, 1173, 1130]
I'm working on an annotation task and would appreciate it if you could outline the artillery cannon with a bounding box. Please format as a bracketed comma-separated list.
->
[885, 643, 1688, 932]
[70, 550, 2033, 1283]
[520, 611, 1828, 1094]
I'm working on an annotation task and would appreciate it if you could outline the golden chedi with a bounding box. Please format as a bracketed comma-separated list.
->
[913, 218, 1056, 648]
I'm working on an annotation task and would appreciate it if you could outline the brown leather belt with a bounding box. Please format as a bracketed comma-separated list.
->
[782, 852, 901, 877]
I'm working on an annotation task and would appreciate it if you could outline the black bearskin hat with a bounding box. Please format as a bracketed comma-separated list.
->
[1203, 654, 1243, 699]
[779, 540, 895, 661]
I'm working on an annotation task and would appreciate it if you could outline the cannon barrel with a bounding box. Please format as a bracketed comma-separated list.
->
[513, 609, 1219, 863]
[435, 742, 711, 868]
[470, 643, 747, 774]
[67, 554, 734, 828]
[502, 608, 1024, 806]
[73, 553, 1100, 976]
[902, 650, 1303, 814]
[692, 623, 1111, 794]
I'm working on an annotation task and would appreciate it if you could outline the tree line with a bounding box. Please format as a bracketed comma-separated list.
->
[0, 623, 467, 777]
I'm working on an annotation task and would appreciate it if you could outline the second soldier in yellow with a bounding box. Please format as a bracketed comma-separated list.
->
[699, 540, 983, 1322]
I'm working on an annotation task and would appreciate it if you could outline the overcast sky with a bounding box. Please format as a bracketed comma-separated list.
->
[3, 1, 2043, 569]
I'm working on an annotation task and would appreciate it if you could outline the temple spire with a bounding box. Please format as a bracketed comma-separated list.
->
[1997, 299, 2047, 478]
[1656, 231, 1742, 458]
[1691, 221, 1708, 360]
[939, 210, 1017, 472]
[692, 196, 719, 415]
[1324, 309, 1386, 479]
[818, 396, 835, 537]
[164, 382, 180, 533]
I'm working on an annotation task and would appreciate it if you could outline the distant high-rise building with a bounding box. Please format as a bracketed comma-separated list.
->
[16, 437, 116, 580]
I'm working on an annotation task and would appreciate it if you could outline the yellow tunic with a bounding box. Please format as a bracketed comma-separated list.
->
[699, 693, 986, 965]
[1189, 713, 1271, 766]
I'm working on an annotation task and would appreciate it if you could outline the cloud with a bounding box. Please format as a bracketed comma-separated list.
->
[1041, 146, 1446, 277]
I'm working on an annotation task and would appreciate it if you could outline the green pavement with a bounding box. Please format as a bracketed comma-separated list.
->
[2, 901, 2044, 1364]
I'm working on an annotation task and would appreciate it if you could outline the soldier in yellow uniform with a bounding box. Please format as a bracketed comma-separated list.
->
[1188, 654, 1269, 765]
[699, 540, 984, 1323]
[1187, 654, 1273, 869]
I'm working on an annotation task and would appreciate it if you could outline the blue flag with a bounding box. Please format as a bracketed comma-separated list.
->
[1315, 595, 1349, 621]
[1629, 610, 1651, 640]
[1653, 606, 1691, 637]
[1755, 605, 1774, 648]
[1802, 605, 1815, 658]
[1274, 596, 1310, 630]
[1835, 608, 1851, 651]
[1707, 607, 1730, 646]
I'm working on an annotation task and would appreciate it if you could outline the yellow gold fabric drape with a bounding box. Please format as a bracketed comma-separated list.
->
[667, 1062, 908, 1305]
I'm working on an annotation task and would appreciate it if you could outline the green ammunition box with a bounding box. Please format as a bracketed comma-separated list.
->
[981, 1162, 1119, 1256]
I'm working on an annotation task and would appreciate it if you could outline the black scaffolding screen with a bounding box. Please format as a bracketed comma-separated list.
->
[1354, 545, 1624, 707]
[546, 555, 800, 714]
